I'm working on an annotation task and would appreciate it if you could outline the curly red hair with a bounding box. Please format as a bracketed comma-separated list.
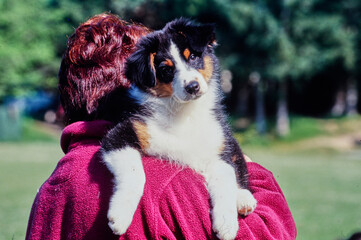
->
[58, 13, 150, 124]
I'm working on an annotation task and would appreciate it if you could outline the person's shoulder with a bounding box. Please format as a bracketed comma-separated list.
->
[141, 157, 208, 199]
[141, 158, 214, 239]
[46, 141, 103, 186]
[246, 162, 275, 182]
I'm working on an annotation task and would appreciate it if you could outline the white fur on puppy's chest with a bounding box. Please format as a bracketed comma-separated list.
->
[144, 89, 224, 172]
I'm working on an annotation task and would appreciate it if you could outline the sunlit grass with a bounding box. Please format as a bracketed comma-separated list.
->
[244, 147, 361, 240]
[21, 118, 59, 142]
[234, 115, 361, 146]
[0, 142, 62, 240]
[0, 117, 60, 143]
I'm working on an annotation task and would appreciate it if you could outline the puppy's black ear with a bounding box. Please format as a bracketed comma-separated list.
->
[186, 23, 216, 52]
[125, 34, 159, 90]
[167, 18, 216, 52]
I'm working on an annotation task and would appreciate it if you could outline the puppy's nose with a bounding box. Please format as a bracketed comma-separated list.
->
[185, 81, 200, 95]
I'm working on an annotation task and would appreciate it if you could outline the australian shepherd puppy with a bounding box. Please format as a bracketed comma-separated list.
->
[101, 18, 257, 240]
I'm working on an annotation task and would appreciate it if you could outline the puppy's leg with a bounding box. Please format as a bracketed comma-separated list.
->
[232, 154, 257, 216]
[102, 148, 145, 235]
[101, 121, 146, 235]
[226, 138, 257, 216]
[205, 160, 239, 240]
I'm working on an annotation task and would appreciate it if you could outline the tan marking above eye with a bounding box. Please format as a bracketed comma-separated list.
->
[163, 59, 174, 67]
[183, 48, 191, 60]
[198, 55, 213, 82]
[133, 121, 150, 151]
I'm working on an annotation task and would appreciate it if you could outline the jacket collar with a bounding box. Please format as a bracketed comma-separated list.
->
[60, 120, 113, 154]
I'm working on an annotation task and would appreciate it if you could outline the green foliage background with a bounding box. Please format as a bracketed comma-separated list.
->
[0, 0, 360, 112]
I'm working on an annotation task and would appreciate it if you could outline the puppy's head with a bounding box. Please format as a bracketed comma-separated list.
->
[125, 18, 217, 102]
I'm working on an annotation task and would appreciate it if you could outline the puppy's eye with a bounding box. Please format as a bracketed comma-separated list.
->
[189, 53, 197, 61]
[156, 65, 174, 83]
[159, 66, 173, 75]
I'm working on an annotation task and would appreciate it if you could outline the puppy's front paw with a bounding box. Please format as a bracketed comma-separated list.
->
[107, 192, 139, 235]
[212, 205, 239, 240]
[237, 189, 257, 216]
[107, 203, 134, 235]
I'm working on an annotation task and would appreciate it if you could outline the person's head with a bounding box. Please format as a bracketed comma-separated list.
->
[58, 13, 150, 125]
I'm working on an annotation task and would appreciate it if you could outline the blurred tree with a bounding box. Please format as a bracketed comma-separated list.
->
[0, 0, 359, 122]
[0, 0, 112, 101]
[314, 0, 361, 115]
[292, 0, 361, 115]
[216, 0, 355, 134]
[51, 0, 113, 27]
[0, 0, 66, 100]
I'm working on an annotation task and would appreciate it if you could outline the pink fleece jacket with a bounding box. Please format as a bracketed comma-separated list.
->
[26, 120, 297, 240]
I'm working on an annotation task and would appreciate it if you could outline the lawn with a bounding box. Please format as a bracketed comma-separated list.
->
[244, 147, 361, 240]
[0, 142, 62, 240]
[0, 117, 360, 239]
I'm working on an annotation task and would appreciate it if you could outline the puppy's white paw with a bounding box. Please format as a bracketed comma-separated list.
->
[212, 205, 239, 240]
[237, 189, 257, 216]
[107, 192, 139, 235]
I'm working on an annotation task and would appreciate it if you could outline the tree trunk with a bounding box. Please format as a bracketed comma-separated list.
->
[357, 79, 361, 114]
[331, 89, 346, 116]
[250, 72, 267, 135]
[276, 80, 290, 137]
[277, 0, 290, 137]
[236, 86, 250, 117]
[331, 78, 358, 116]
[345, 79, 358, 116]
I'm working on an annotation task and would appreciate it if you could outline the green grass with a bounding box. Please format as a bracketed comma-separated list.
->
[0, 142, 62, 240]
[0, 117, 60, 143]
[0, 116, 360, 239]
[21, 118, 59, 142]
[232, 116, 327, 147]
[234, 115, 361, 147]
[244, 147, 361, 240]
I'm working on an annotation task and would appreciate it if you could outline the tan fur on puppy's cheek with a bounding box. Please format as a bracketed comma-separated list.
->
[149, 81, 173, 97]
[150, 52, 156, 72]
[133, 121, 150, 151]
[199, 56, 213, 83]
[218, 142, 225, 154]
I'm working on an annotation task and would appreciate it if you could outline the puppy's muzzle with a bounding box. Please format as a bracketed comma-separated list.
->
[185, 81, 200, 95]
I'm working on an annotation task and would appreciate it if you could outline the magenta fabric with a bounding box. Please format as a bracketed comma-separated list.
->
[26, 120, 297, 240]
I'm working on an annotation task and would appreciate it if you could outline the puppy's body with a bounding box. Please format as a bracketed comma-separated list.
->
[102, 19, 256, 240]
